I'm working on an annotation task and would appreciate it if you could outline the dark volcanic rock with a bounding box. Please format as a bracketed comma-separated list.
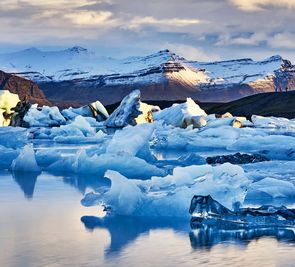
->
[206, 152, 269, 165]
[0, 70, 51, 106]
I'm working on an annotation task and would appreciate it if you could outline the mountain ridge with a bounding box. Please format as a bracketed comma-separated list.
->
[0, 70, 51, 106]
[0, 47, 294, 106]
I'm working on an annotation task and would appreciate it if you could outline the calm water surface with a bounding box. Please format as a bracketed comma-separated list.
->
[1, 171, 295, 267]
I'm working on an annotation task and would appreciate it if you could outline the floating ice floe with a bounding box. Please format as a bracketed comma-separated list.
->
[251, 115, 295, 129]
[51, 115, 95, 138]
[10, 145, 41, 173]
[45, 150, 165, 179]
[153, 98, 207, 128]
[247, 177, 295, 200]
[0, 126, 28, 148]
[42, 123, 164, 178]
[62, 100, 109, 122]
[190, 195, 295, 228]
[106, 123, 155, 157]
[24, 104, 66, 127]
[81, 163, 250, 217]
[228, 135, 295, 160]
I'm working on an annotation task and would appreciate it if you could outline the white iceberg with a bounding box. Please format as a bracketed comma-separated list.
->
[228, 135, 295, 160]
[62, 100, 109, 122]
[251, 115, 295, 129]
[50, 115, 95, 139]
[81, 163, 250, 217]
[153, 98, 207, 128]
[24, 105, 66, 127]
[106, 123, 155, 157]
[45, 150, 165, 179]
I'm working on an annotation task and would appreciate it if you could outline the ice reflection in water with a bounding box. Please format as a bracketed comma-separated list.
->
[0, 171, 295, 267]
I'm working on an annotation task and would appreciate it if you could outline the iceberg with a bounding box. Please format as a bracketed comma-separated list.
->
[106, 123, 155, 157]
[24, 105, 66, 127]
[0, 145, 20, 169]
[62, 100, 109, 122]
[228, 135, 295, 160]
[50, 115, 95, 138]
[10, 145, 41, 173]
[81, 163, 250, 217]
[44, 148, 165, 179]
[105, 90, 142, 128]
[252, 115, 295, 129]
[74, 151, 165, 179]
[0, 127, 28, 148]
[190, 195, 295, 228]
[247, 178, 295, 200]
[153, 98, 207, 128]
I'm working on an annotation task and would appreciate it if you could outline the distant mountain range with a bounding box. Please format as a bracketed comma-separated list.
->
[0, 46, 294, 106]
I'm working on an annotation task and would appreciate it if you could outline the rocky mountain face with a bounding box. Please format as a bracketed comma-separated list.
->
[0, 47, 294, 106]
[0, 70, 51, 106]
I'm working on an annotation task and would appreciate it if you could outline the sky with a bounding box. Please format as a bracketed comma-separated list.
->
[1, 0, 295, 61]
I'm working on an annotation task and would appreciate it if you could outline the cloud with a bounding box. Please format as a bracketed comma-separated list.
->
[165, 43, 220, 61]
[1, 0, 295, 61]
[229, 0, 295, 11]
[0, 0, 98, 10]
[64, 10, 115, 26]
[128, 16, 202, 29]
[268, 32, 295, 49]
[216, 32, 267, 46]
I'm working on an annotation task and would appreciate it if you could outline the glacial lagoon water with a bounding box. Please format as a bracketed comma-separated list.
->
[1, 170, 295, 267]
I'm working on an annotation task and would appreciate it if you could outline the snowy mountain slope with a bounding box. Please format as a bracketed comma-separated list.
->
[0, 47, 294, 105]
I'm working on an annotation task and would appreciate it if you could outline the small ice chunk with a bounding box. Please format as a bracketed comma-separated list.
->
[50, 115, 95, 138]
[10, 145, 41, 173]
[247, 178, 295, 200]
[252, 115, 295, 129]
[106, 123, 155, 157]
[0, 127, 28, 148]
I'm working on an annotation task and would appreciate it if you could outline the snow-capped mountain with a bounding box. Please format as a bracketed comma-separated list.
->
[0, 47, 294, 105]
